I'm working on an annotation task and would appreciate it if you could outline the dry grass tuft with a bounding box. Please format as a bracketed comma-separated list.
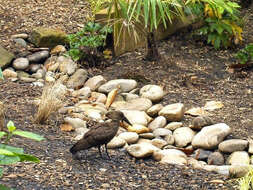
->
[34, 81, 67, 124]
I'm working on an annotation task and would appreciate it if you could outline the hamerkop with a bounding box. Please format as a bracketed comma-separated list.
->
[70, 110, 130, 159]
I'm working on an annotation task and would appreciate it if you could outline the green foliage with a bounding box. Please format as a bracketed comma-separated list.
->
[66, 22, 112, 62]
[188, 0, 242, 49]
[0, 67, 3, 80]
[237, 167, 253, 190]
[0, 121, 45, 181]
[235, 43, 253, 64]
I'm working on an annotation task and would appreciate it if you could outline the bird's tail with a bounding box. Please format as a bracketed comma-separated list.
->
[69, 139, 91, 154]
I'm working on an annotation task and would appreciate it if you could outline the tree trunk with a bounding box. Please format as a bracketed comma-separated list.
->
[146, 32, 160, 61]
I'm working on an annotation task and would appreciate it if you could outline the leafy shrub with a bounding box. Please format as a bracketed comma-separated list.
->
[187, 0, 242, 49]
[66, 22, 112, 62]
[235, 43, 253, 64]
[0, 121, 44, 187]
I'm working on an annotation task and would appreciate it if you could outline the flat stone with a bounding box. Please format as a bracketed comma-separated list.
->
[148, 116, 167, 131]
[151, 138, 168, 149]
[192, 123, 231, 149]
[140, 85, 164, 102]
[13, 58, 29, 70]
[85, 75, 106, 91]
[118, 132, 139, 144]
[57, 56, 77, 76]
[165, 122, 183, 131]
[164, 134, 175, 145]
[121, 93, 139, 101]
[158, 149, 187, 165]
[11, 33, 28, 39]
[107, 136, 126, 149]
[126, 143, 154, 158]
[192, 149, 213, 161]
[139, 133, 155, 139]
[111, 98, 152, 111]
[19, 77, 36, 83]
[98, 79, 137, 93]
[90, 92, 107, 104]
[229, 165, 253, 178]
[159, 103, 185, 121]
[67, 69, 88, 89]
[127, 124, 150, 134]
[227, 151, 250, 165]
[249, 139, 253, 154]
[13, 38, 27, 47]
[27, 51, 49, 63]
[29, 27, 67, 48]
[17, 71, 30, 78]
[121, 110, 151, 126]
[2, 69, 17, 78]
[64, 117, 87, 129]
[0, 45, 15, 68]
[203, 165, 230, 176]
[208, 152, 224, 165]
[173, 127, 195, 147]
[50, 45, 66, 55]
[218, 139, 248, 153]
[191, 115, 213, 130]
[153, 128, 172, 137]
[72, 87, 91, 99]
[147, 104, 163, 117]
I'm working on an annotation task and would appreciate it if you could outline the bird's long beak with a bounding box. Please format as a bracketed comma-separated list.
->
[122, 115, 131, 125]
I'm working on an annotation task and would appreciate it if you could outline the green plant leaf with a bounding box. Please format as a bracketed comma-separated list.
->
[0, 67, 3, 80]
[0, 184, 15, 190]
[13, 130, 45, 141]
[0, 167, 3, 178]
[0, 148, 15, 156]
[0, 132, 7, 139]
[18, 154, 40, 163]
[0, 144, 24, 154]
[0, 155, 20, 165]
[7, 121, 16, 133]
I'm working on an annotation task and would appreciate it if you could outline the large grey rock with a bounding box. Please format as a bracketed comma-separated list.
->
[98, 79, 137, 93]
[13, 58, 29, 70]
[148, 116, 167, 131]
[111, 98, 152, 111]
[192, 123, 231, 149]
[67, 69, 88, 89]
[159, 103, 185, 121]
[140, 85, 164, 102]
[0, 45, 15, 68]
[27, 51, 49, 63]
[29, 27, 67, 48]
[227, 151, 250, 165]
[218, 139, 248, 153]
[84, 75, 106, 91]
[173, 127, 195, 147]
[13, 38, 27, 47]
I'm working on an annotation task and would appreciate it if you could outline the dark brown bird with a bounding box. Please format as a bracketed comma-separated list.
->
[70, 110, 130, 159]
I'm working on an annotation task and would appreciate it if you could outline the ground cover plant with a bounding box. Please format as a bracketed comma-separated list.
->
[0, 121, 45, 189]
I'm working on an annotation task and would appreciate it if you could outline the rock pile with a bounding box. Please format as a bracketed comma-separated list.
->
[1, 32, 252, 179]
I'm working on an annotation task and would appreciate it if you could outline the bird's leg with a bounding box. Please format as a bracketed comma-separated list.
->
[105, 144, 111, 160]
[98, 146, 103, 158]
